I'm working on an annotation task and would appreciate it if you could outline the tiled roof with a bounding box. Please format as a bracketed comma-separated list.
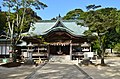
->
[27, 19, 88, 36]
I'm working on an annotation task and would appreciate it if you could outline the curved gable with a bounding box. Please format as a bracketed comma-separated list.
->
[27, 19, 88, 36]
[44, 19, 74, 35]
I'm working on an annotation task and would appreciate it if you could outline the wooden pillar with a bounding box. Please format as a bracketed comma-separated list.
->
[59, 46, 61, 52]
[47, 45, 50, 59]
[38, 46, 39, 53]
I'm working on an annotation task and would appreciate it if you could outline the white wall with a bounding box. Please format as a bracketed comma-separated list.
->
[0, 44, 11, 55]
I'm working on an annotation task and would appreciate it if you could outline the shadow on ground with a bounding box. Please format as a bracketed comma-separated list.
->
[0, 62, 22, 68]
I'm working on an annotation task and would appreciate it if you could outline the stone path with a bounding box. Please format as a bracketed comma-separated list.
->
[26, 62, 92, 79]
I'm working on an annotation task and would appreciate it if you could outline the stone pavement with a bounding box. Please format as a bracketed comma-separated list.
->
[26, 62, 92, 79]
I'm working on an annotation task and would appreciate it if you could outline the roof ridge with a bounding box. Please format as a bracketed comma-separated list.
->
[36, 20, 56, 22]
[44, 19, 74, 33]
[36, 20, 79, 22]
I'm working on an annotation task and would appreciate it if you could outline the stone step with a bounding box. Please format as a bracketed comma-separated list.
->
[49, 55, 72, 63]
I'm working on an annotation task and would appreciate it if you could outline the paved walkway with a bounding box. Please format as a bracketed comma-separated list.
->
[26, 62, 92, 79]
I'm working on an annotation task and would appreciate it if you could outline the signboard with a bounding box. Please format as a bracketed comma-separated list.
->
[84, 52, 94, 58]
[23, 52, 28, 57]
[88, 52, 94, 57]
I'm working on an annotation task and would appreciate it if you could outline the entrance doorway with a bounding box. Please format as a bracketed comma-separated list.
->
[50, 45, 70, 55]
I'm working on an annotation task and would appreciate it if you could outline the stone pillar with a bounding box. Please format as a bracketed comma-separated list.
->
[27, 42, 33, 60]
[70, 43, 72, 60]
[90, 46, 91, 52]
[28, 48, 33, 60]
[29, 51, 32, 60]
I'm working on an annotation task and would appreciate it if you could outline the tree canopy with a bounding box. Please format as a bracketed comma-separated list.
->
[63, 6, 120, 65]
[17, 8, 42, 32]
[2, 0, 47, 62]
[0, 12, 7, 32]
[63, 9, 84, 20]
[83, 7, 119, 65]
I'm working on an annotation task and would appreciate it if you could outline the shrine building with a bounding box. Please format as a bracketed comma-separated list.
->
[20, 17, 91, 61]
[0, 17, 92, 61]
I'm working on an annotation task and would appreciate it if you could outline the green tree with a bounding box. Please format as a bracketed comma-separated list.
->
[111, 10, 120, 53]
[63, 9, 84, 20]
[0, 12, 7, 32]
[3, 0, 47, 62]
[17, 8, 42, 32]
[83, 5, 118, 65]
[114, 43, 120, 53]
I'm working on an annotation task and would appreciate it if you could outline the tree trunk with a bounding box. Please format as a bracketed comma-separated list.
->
[101, 57, 105, 65]
[101, 51, 105, 65]
[98, 33, 105, 65]
[11, 37, 17, 62]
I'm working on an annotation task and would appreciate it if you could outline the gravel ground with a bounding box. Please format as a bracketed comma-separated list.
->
[0, 57, 120, 79]
[79, 57, 120, 79]
[0, 64, 44, 79]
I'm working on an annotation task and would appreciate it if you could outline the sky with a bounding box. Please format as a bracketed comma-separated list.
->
[0, 0, 120, 20]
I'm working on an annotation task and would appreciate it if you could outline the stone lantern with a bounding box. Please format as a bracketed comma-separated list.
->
[27, 42, 34, 60]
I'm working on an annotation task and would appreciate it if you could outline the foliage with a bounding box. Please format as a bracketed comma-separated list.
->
[115, 10, 120, 34]
[86, 4, 101, 11]
[84, 8, 118, 33]
[113, 43, 120, 53]
[2, 0, 47, 62]
[17, 8, 42, 32]
[63, 9, 84, 20]
[3, 0, 47, 45]
[63, 7, 120, 60]
[80, 5, 119, 65]
[0, 12, 7, 32]
[105, 28, 120, 49]
[92, 40, 102, 56]
[51, 17, 57, 20]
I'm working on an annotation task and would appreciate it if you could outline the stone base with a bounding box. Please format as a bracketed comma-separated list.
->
[49, 55, 71, 63]
[23, 59, 34, 65]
